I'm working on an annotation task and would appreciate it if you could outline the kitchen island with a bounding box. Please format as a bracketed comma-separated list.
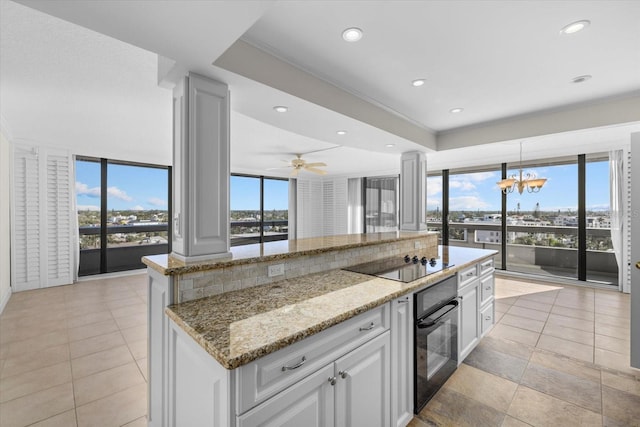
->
[143, 233, 496, 427]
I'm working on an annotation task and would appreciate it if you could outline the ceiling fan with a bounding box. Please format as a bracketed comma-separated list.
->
[269, 153, 328, 176]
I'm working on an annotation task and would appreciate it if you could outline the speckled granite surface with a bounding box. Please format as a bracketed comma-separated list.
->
[144, 231, 436, 276]
[165, 246, 497, 369]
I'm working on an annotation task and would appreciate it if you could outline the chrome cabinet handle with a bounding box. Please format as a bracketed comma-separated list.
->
[339, 370, 348, 379]
[282, 356, 306, 371]
[485, 315, 492, 320]
[485, 286, 491, 290]
[398, 297, 409, 304]
[359, 322, 375, 331]
[328, 376, 336, 386]
[466, 272, 474, 277]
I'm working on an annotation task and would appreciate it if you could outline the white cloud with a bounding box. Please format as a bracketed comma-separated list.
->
[77, 204, 100, 211]
[449, 180, 476, 191]
[148, 197, 167, 207]
[107, 186, 133, 201]
[76, 182, 133, 202]
[427, 176, 442, 197]
[75, 182, 100, 197]
[449, 196, 491, 210]
[131, 205, 145, 211]
[588, 203, 610, 211]
[464, 171, 498, 182]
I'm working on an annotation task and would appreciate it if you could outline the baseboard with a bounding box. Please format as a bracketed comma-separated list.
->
[494, 270, 619, 291]
[76, 269, 146, 282]
[0, 286, 12, 315]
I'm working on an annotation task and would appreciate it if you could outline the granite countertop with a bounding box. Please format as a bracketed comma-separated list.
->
[165, 246, 497, 370]
[143, 231, 436, 276]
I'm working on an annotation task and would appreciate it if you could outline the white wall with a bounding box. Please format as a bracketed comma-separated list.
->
[0, 130, 12, 312]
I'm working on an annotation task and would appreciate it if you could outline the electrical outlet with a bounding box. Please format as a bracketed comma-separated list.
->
[414, 241, 421, 249]
[268, 264, 285, 277]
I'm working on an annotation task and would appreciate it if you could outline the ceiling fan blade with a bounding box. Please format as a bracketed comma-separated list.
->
[304, 162, 327, 168]
[290, 168, 300, 177]
[305, 167, 327, 175]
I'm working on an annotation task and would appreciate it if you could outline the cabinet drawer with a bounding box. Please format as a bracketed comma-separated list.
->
[480, 275, 494, 306]
[479, 258, 495, 277]
[480, 302, 494, 337]
[458, 265, 478, 289]
[236, 303, 390, 414]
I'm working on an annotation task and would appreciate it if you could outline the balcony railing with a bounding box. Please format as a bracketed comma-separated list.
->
[79, 223, 169, 276]
[427, 221, 618, 285]
[230, 219, 288, 246]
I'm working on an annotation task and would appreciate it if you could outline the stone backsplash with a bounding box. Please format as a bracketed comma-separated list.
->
[175, 234, 437, 303]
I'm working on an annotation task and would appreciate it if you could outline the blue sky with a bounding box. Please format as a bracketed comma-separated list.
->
[77, 159, 609, 214]
[230, 176, 289, 210]
[427, 160, 610, 213]
[76, 162, 289, 212]
[76, 161, 168, 211]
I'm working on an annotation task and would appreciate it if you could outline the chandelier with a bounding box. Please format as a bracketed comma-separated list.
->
[497, 142, 547, 194]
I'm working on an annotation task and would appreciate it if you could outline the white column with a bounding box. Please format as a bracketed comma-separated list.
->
[171, 73, 231, 262]
[399, 151, 427, 231]
[630, 132, 640, 368]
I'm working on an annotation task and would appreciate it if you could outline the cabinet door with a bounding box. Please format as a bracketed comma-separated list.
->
[459, 282, 479, 362]
[391, 296, 413, 427]
[335, 331, 390, 427]
[237, 364, 335, 427]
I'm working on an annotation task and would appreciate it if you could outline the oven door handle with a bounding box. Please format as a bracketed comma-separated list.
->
[416, 299, 459, 329]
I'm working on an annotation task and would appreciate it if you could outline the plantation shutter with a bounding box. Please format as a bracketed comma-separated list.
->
[12, 144, 74, 291]
[323, 178, 348, 237]
[45, 152, 74, 286]
[12, 146, 41, 290]
[296, 177, 348, 239]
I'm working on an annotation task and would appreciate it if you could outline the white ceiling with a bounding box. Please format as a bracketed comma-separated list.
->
[2, 0, 640, 176]
[242, 0, 640, 132]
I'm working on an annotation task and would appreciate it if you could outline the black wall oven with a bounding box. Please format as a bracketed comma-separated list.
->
[414, 274, 459, 413]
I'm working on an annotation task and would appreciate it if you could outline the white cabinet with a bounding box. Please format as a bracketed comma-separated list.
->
[236, 305, 389, 413]
[335, 332, 390, 427]
[457, 257, 495, 363]
[478, 258, 495, 337]
[390, 295, 413, 427]
[239, 331, 390, 427]
[458, 278, 479, 361]
[238, 364, 334, 427]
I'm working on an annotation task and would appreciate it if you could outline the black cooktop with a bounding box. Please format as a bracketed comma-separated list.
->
[343, 255, 454, 283]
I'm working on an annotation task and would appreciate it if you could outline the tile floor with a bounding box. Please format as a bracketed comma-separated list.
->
[412, 276, 640, 427]
[0, 274, 148, 427]
[0, 274, 638, 426]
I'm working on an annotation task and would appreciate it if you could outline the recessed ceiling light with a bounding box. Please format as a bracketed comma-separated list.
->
[412, 79, 426, 87]
[571, 75, 592, 83]
[560, 20, 590, 35]
[342, 27, 363, 42]
[385, 144, 395, 148]
[450, 108, 464, 114]
[336, 130, 347, 135]
[273, 106, 288, 113]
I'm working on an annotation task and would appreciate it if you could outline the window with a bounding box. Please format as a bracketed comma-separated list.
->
[505, 160, 578, 280]
[76, 157, 170, 276]
[586, 156, 617, 285]
[426, 174, 443, 239]
[448, 168, 503, 268]
[230, 174, 288, 246]
[427, 153, 616, 286]
[365, 176, 398, 233]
